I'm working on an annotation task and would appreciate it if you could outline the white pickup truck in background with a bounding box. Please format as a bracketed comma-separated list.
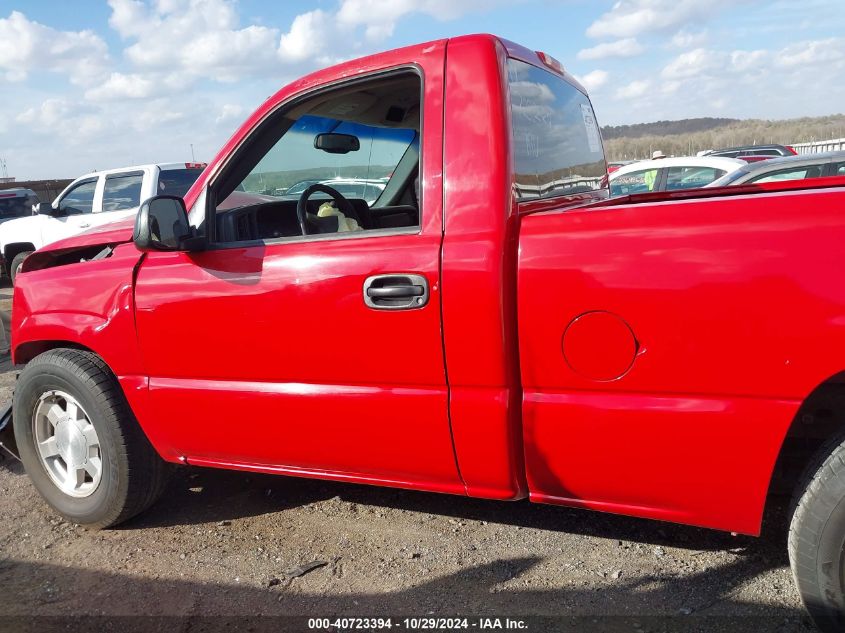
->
[0, 162, 205, 282]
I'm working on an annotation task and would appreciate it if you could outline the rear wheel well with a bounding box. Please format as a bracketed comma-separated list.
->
[768, 373, 845, 499]
[3, 242, 36, 275]
[15, 340, 97, 366]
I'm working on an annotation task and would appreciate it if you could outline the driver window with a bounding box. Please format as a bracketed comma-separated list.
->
[215, 72, 421, 244]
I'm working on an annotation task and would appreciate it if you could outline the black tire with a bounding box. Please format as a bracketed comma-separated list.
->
[13, 348, 170, 528]
[789, 431, 845, 632]
[10, 250, 33, 284]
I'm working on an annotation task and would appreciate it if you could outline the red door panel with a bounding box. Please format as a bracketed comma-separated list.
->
[134, 233, 463, 490]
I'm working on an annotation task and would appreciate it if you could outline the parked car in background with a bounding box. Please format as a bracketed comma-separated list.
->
[609, 156, 746, 196]
[279, 178, 387, 204]
[701, 144, 798, 159]
[607, 160, 635, 174]
[0, 162, 205, 282]
[0, 188, 39, 223]
[707, 150, 845, 187]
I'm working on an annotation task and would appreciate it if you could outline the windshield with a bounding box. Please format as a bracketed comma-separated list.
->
[157, 168, 204, 198]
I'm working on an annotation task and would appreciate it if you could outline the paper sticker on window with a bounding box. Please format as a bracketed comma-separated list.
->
[580, 104, 602, 154]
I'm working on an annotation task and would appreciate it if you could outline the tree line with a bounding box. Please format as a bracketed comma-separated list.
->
[602, 114, 845, 161]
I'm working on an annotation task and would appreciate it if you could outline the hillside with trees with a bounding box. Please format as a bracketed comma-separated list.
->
[602, 114, 845, 161]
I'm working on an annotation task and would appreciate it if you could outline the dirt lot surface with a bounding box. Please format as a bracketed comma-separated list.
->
[0, 280, 815, 632]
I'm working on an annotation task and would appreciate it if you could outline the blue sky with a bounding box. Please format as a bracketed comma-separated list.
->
[1, 0, 843, 179]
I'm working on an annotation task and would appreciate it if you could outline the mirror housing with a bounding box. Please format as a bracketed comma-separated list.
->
[314, 133, 360, 154]
[35, 202, 59, 216]
[133, 195, 204, 252]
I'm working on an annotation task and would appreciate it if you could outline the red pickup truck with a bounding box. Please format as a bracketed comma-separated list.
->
[4, 34, 845, 630]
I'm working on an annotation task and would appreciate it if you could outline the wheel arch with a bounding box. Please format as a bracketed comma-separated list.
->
[15, 339, 97, 365]
[3, 242, 36, 275]
[767, 371, 845, 503]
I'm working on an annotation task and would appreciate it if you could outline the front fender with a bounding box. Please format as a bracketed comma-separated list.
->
[12, 243, 144, 375]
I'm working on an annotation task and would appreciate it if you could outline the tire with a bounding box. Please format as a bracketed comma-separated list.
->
[789, 431, 845, 632]
[10, 250, 33, 284]
[13, 348, 170, 528]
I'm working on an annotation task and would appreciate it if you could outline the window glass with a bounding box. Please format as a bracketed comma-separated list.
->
[665, 166, 726, 191]
[59, 179, 97, 214]
[158, 168, 204, 198]
[102, 172, 143, 211]
[0, 196, 32, 220]
[833, 162, 845, 175]
[507, 58, 606, 199]
[749, 165, 824, 184]
[610, 168, 659, 196]
[229, 115, 415, 207]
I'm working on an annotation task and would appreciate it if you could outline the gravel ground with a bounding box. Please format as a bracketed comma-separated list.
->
[0, 281, 816, 632]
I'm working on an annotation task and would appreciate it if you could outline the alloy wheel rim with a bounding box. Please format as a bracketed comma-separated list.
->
[32, 390, 102, 498]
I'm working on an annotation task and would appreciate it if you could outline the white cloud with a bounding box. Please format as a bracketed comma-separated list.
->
[603, 36, 845, 124]
[576, 70, 610, 92]
[85, 72, 156, 101]
[0, 11, 109, 85]
[16, 98, 105, 139]
[106, 0, 510, 83]
[670, 29, 708, 48]
[661, 48, 723, 79]
[108, 0, 279, 82]
[587, 0, 735, 39]
[278, 10, 329, 63]
[774, 37, 845, 68]
[336, 0, 507, 41]
[577, 38, 645, 60]
[615, 79, 651, 99]
[730, 49, 768, 72]
[215, 103, 244, 125]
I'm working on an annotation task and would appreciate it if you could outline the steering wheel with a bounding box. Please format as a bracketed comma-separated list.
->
[296, 183, 356, 236]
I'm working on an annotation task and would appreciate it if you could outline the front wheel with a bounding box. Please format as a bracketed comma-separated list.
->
[13, 348, 170, 528]
[10, 250, 33, 284]
[789, 432, 845, 632]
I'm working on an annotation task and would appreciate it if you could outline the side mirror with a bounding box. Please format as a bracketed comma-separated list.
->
[314, 133, 360, 154]
[133, 195, 204, 252]
[35, 202, 58, 216]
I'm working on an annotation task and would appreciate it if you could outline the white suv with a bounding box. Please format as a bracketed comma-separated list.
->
[0, 162, 205, 282]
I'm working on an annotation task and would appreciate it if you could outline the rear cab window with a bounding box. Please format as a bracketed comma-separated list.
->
[158, 167, 204, 198]
[102, 172, 143, 211]
[507, 58, 606, 200]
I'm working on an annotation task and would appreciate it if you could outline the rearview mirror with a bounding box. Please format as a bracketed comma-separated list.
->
[314, 133, 360, 154]
[133, 195, 204, 252]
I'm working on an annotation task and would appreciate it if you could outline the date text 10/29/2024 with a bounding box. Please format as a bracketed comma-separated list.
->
[308, 618, 528, 630]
